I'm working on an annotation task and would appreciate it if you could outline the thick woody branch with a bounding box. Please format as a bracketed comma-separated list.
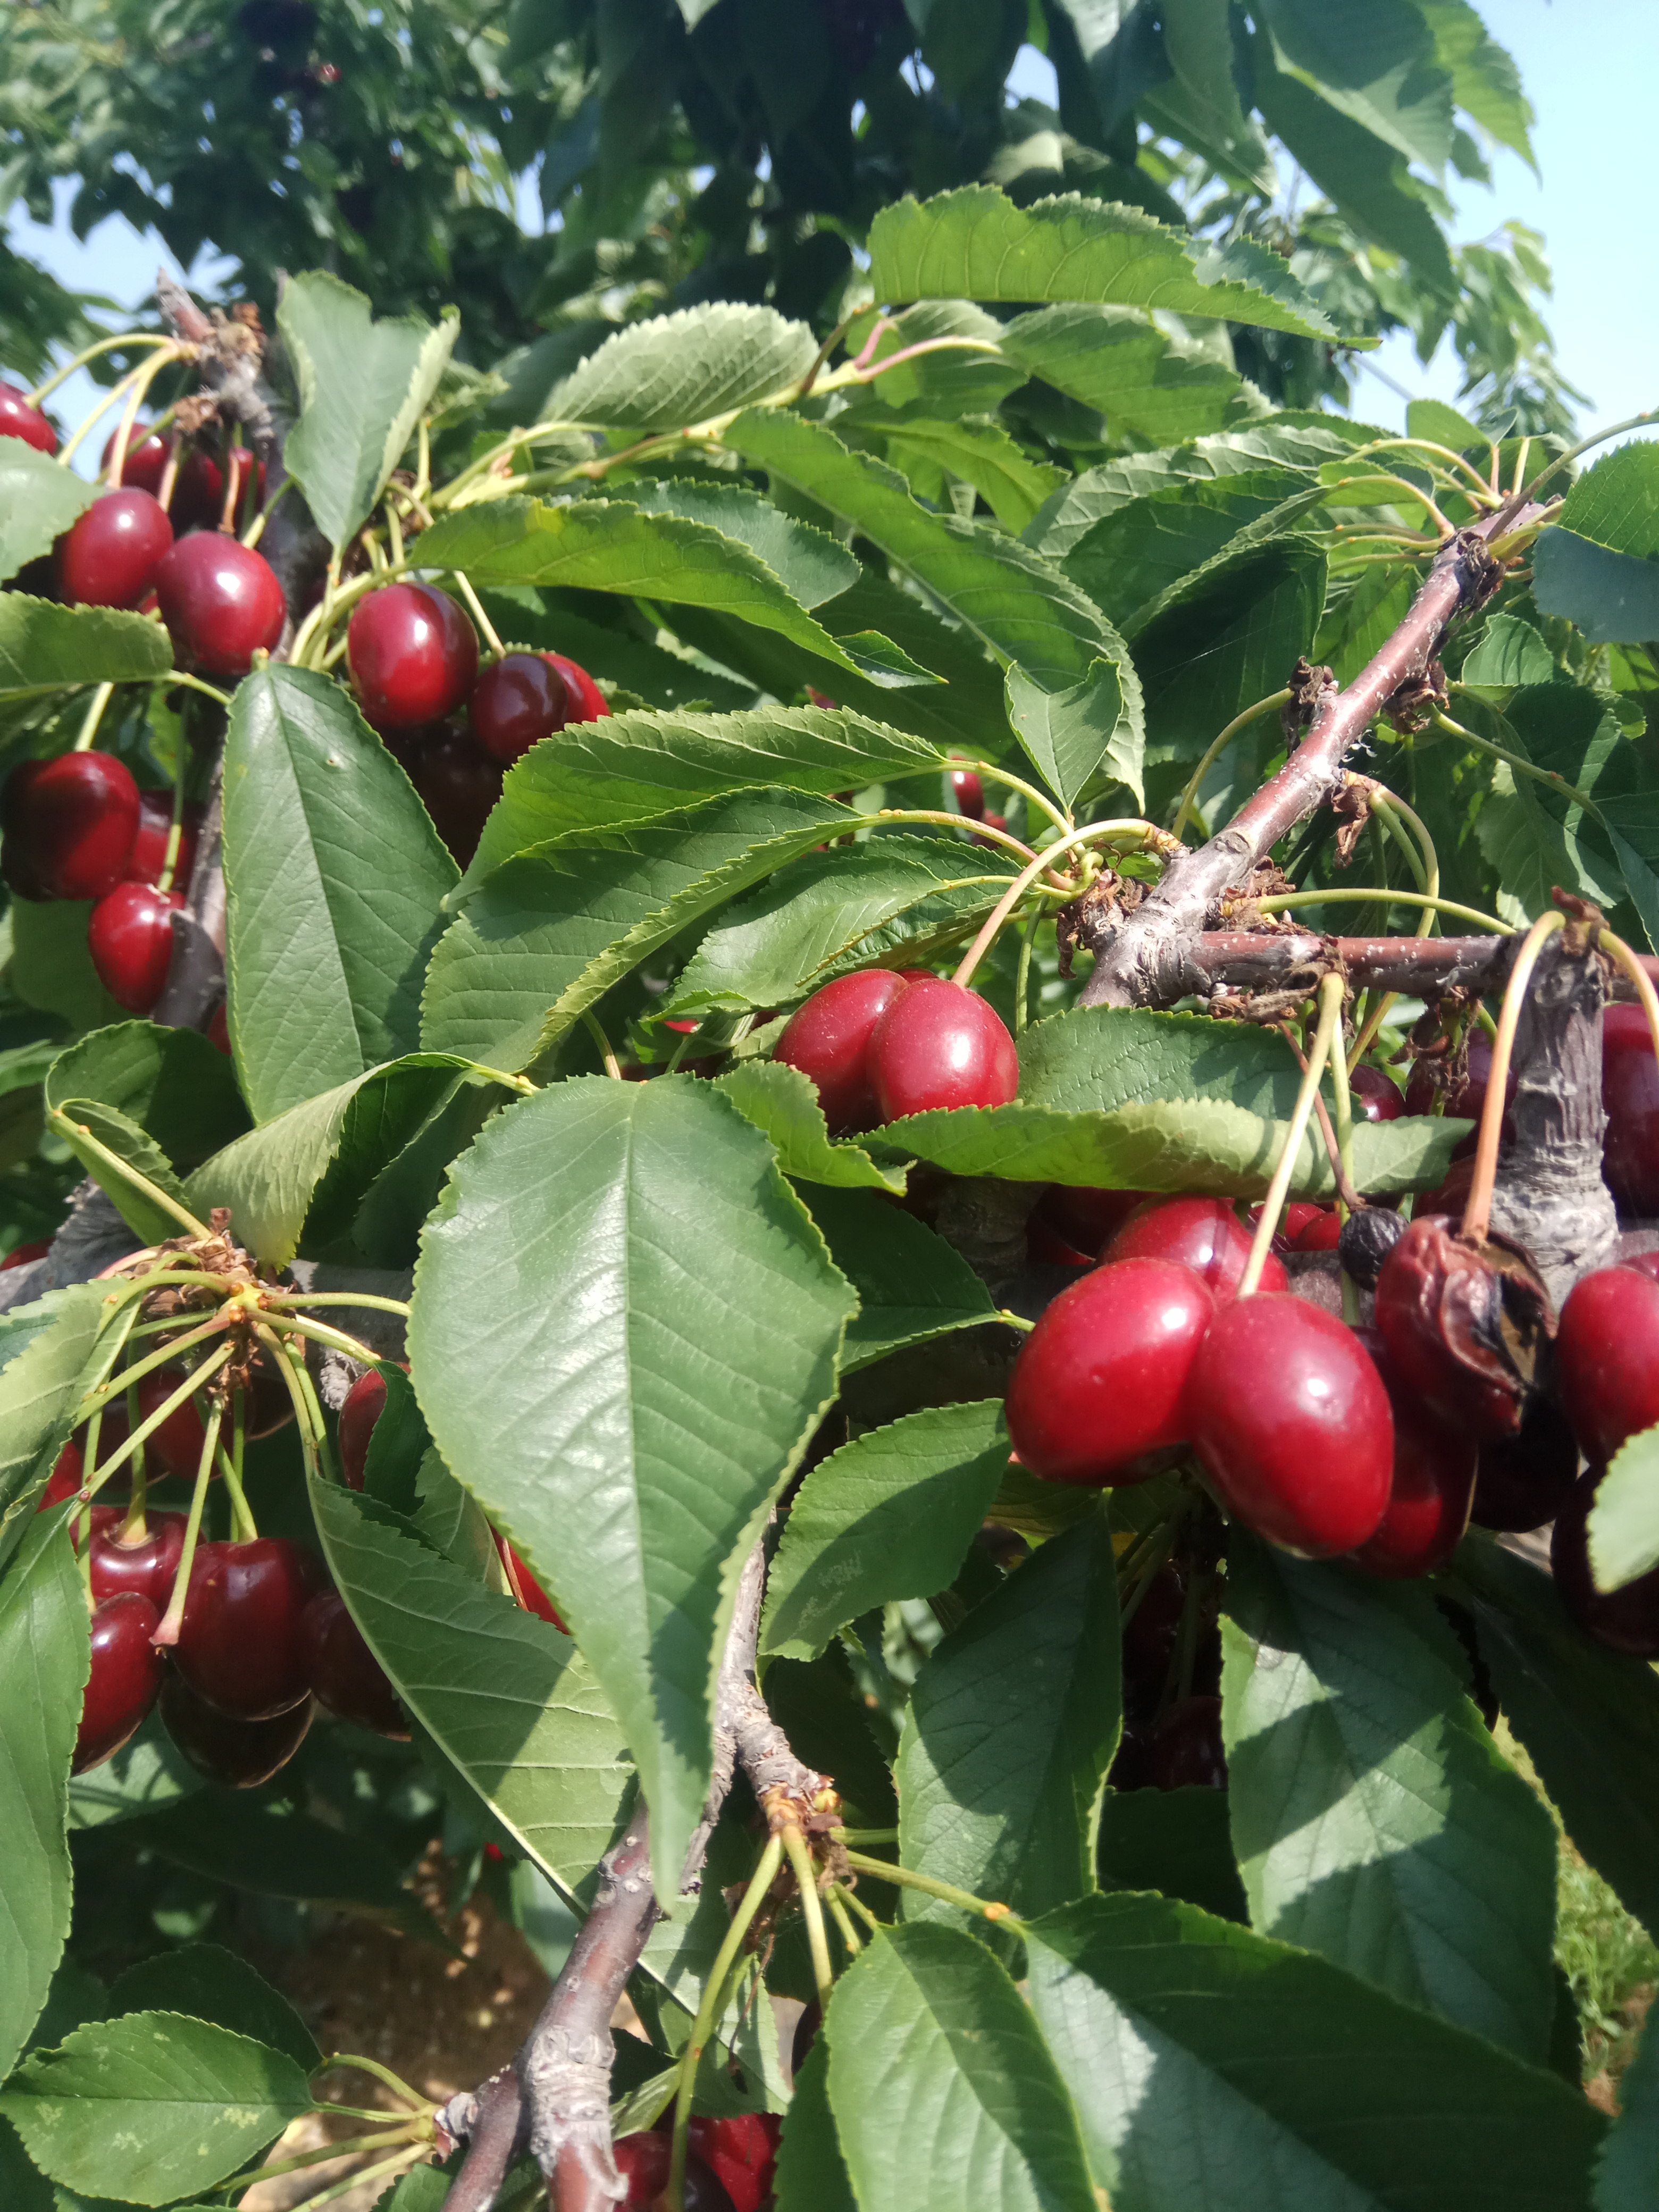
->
[1187, 931, 1659, 999]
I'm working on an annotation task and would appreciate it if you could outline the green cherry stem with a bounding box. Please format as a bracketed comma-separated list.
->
[1238, 973, 1344, 1297]
[1253, 886, 1507, 933]
[48, 1110, 214, 1239]
[268, 1311, 391, 1368]
[71, 682, 116, 755]
[73, 1309, 231, 1423]
[27, 330, 174, 406]
[312, 2055, 431, 2113]
[263, 1292, 413, 1318]
[825, 1886, 864, 1956]
[839, 1848, 1024, 1929]
[950, 820, 1167, 990]
[150, 1388, 227, 1648]
[668, 1833, 784, 2212]
[86, 1343, 233, 1502]
[782, 1823, 835, 2013]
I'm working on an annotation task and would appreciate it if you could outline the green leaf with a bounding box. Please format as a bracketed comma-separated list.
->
[1469, 686, 1628, 922]
[713, 1062, 907, 1195]
[420, 792, 855, 1072]
[1017, 1004, 1304, 1117]
[1419, 0, 1535, 167]
[1060, 467, 1321, 633]
[407, 1076, 856, 1897]
[1133, 539, 1328, 764]
[222, 666, 458, 1124]
[1532, 531, 1659, 647]
[44, 1023, 250, 1174]
[1587, 1426, 1659, 1593]
[667, 837, 1019, 1016]
[414, 499, 865, 678]
[106, 1945, 319, 2074]
[475, 589, 755, 714]
[5, 899, 122, 1035]
[0, 598, 173, 705]
[800, 1185, 997, 1371]
[311, 1482, 634, 1893]
[1097, 1786, 1249, 1924]
[1000, 305, 1246, 447]
[1552, 444, 1659, 558]
[1222, 1537, 1556, 2059]
[0, 1286, 108, 1532]
[774, 2043, 857, 2212]
[67, 1719, 203, 1830]
[1458, 1534, 1659, 1936]
[1260, 0, 1454, 170]
[897, 1514, 1118, 1922]
[1461, 613, 1555, 694]
[1025, 1891, 1604, 2211]
[1004, 657, 1139, 809]
[46, 1097, 197, 1245]
[825, 1921, 1096, 2212]
[1029, 425, 1354, 561]
[761, 1400, 1010, 1661]
[1598, 2008, 1659, 2211]
[0, 446, 95, 586]
[0, 1518, 87, 2084]
[276, 271, 459, 551]
[624, 480, 859, 607]
[543, 305, 818, 431]
[0, 2013, 313, 2206]
[859, 416, 1068, 535]
[866, 185, 1339, 341]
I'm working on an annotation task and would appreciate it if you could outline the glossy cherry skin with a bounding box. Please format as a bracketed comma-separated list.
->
[347, 582, 478, 730]
[1293, 1210, 1343, 1253]
[0, 380, 57, 453]
[1348, 1329, 1476, 1578]
[160, 1671, 315, 1786]
[1252, 1201, 1325, 1250]
[75, 1591, 165, 1772]
[101, 421, 174, 494]
[1005, 1258, 1214, 1487]
[1552, 1465, 1659, 1657]
[1187, 1295, 1394, 1557]
[1151, 1695, 1227, 1790]
[170, 443, 265, 531]
[543, 650, 608, 725]
[60, 488, 174, 610]
[1624, 1249, 1659, 1284]
[1602, 1004, 1659, 1214]
[775, 969, 911, 1133]
[338, 1368, 388, 1490]
[88, 881, 185, 1012]
[126, 790, 200, 890]
[1349, 1065, 1404, 1122]
[88, 1507, 187, 1607]
[1557, 1264, 1659, 1464]
[299, 1591, 409, 1738]
[135, 1367, 211, 1480]
[468, 652, 571, 765]
[1472, 1398, 1579, 1532]
[155, 532, 286, 676]
[949, 765, 985, 820]
[20, 750, 141, 900]
[1037, 1184, 1148, 1256]
[412, 730, 501, 864]
[869, 976, 1019, 1121]
[613, 2133, 671, 2208]
[687, 2114, 781, 2212]
[1104, 1196, 1288, 1298]
[174, 1537, 326, 1719]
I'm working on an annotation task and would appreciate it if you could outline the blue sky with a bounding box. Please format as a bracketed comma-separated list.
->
[10, 0, 1654, 457]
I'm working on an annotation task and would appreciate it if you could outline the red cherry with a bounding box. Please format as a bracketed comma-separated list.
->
[1026, 1213, 1095, 1269]
[339, 1368, 388, 1490]
[1348, 1328, 1476, 1578]
[299, 1591, 409, 1738]
[542, 650, 608, 725]
[155, 532, 286, 676]
[100, 421, 174, 495]
[1624, 1250, 1659, 1284]
[74, 1591, 165, 1772]
[774, 970, 911, 1133]
[1557, 1264, 1659, 1463]
[134, 1368, 211, 1480]
[687, 2115, 781, 2212]
[868, 976, 1019, 1120]
[87, 882, 185, 1012]
[37, 1442, 82, 1509]
[412, 730, 501, 863]
[175, 1537, 326, 1719]
[170, 443, 265, 530]
[0, 380, 56, 452]
[1552, 1465, 1659, 1656]
[1253, 1201, 1326, 1246]
[1187, 1294, 1394, 1556]
[1005, 1258, 1214, 1487]
[159, 1671, 314, 1786]
[206, 1002, 231, 1054]
[347, 583, 478, 730]
[3, 1237, 51, 1270]
[58, 489, 174, 610]
[1293, 1210, 1343, 1253]
[1037, 1185, 1148, 1255]
[126, 791, 200, 890]
[88, 1508, 187, 1607]
[613, 2133, 670, 2208]
[949, 766, 985, 820]
[1404, 1032, 1506, 1121]
[468, 652, 571, 765]
[500, 1538, 567, 1632]
[16, 750, 140, 901]
[1151, 1694, 1227, 1790]
[1104, 1196, 1289, 1297]
[1350, 1065, 1404, 1122]
[1472, 1398, 1579, 1533]
[1602, 1004, 1659, 1214]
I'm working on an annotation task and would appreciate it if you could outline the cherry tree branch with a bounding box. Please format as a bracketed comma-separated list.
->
[1187, 931, 1659, 999]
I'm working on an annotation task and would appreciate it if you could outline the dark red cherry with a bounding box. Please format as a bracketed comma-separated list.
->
[87, 881, 185, 1012]
[1005, 1258, 1214, 1487]
[170, 443, 265, 530]
[1349, 1065, 1404, 1122]
[159, 1671, 314, 1786]
[869, 975, 1019, 1120]
[973, 811, 1009, 850]
[468, 652, 571, 765]
[206, 1002, 231, 1054]
[1472, 1397, 1579, 1532]
[1151, 1695, 1227, 1790]
[1552, 1465, 1659, 1656]
[612, 2133, 670, 2208]
[1187, 1294, 1393, 1556]
[37, 1442, 83, 1510]
[1557, 1264, 1659, 1463]
[1293, 1210, 1343, 1253]
[774, 969, 911, 1133]
[20, 750, 140, 901]
[1105, 1196, 1288, 1297]
[126, 791, 200, 890]
[135, 1368, 211, 1480]
[949, 765, 985, 820]
[1252, 1201, 1325, 1249]
[1405, 1031, 1509, 1123]
[338, 1368, 387, 1490]
[174, 1538, 325, 1719]
[1037, 1184, 1148, 1255]
[347, 582, 478, 730]
[101, 421, 174, 494]
[542, 650, 608, 725]
[500, 1538, 567, 1632]
[58, 489, 174, 609]
[1602, 1004, 1659, 1215]
[0, 380, 56, 452]
[412, 730, 501, 864]
[298, 1590, 409, 1738]
[3, 1236, 51, 1270]
[88, 1508, 187, 1607]
[74, 1592, 165, 1772]
[1372, 1217, 1547, 1442]
[1348, 1328, 1476, 1578]
[155, 532, 286, 676]
[687, 2114, 781, 2212]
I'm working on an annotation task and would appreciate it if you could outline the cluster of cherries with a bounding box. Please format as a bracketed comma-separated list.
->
[611, 2113, 780, 2212]
[774, 967, 1019, 1127]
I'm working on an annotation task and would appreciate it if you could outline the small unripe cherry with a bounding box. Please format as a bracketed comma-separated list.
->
[59, 489, 175, 609]
[774, 969, 911, 1133]
[0, 379, 57, 453]
[868, 976, 1019, 1120]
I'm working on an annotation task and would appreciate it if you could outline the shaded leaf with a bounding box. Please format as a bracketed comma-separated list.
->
[713, 1061, 906, 1194]
[107, 1945, 319, 2074]
[0, 1286, 108, 1533]
[1461, 613, 1555, 694]
[1000, 304, 1246, 446]
[1061, 467, 1321, 632]
[800, 1185, 997, 1370]
[1598, 2007, 1659, 2210]
[44, 1023, 250, 1174]
[1260, 0, 1454, 169]
[1587, 1423, 1659, 1593]
[1133, 539, 1328, 764]
[1533, 529, 1659, 647]
[0, 445, 95, 586]
[774, 2043, 856, 2212]
[1420, 0, 1534, 166]
[1004, 657, 1138, 808]
[46, 1096, 196, 1245]
[859, 416, 1068, 534]
[1097, 1786, 1249, 1924]
[625, 480, 859, 607]
[1017, 1003, 1303, 1116]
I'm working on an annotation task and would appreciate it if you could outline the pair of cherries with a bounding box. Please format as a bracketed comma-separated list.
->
[44, 486, 285, 672]
[614, 2112, 780, 2212]
[774, 967, 1019, 1130]
[102, 419, 266, 530]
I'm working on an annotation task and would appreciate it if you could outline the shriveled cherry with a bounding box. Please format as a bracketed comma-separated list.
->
[155, 532, 286, 676]
[468, 652, 571, 765]
[135, 1367, 210, 1480]
[775, 969, 911, 1133]
[1602, 1004, 1659, 1215]
[1472, 1398, 1579, 1533]
[299, 1590, 409, 1739]
[1006, 1258, 1214, 1487]
[1348, 1327, 1476, 1578]
[1349, 1065, 1404, 1122]
[412, 730, 501, 864]
[16, 750, 140, 901]
[88, 1507, 187, 1608]
[59, 489, 174, 610]
[1405, 1030, 1510, 1125]
[688, 2114, 781, 2212]
[101, 421, 174, 494]
[1187, 1295, 1393, 1556]
[347, 582, 478, 730]
[1105, 1196, 1288, 1297]
[868, 976, 1018, 1120]
[174, 1537, 325, 1719]
[1557, 1263, 1659, 1463]
[1552, 1465, 1659, 1657]
[1372, 1217, 1548, 1442]
[543, 650, 608, 725]
[1151, 1695, 1227, 1790]
[160, 1671, 315, 1787]
[949, 765, 985, 820]
[338, 1368, 388, 1490]
[88, 881, 185, 1012]
[0, 380, 56, 453]
[75, 1591, 165, 1772]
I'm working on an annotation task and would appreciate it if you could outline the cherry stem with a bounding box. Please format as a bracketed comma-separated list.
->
[580, 1009, 623, 1080]
[270, 1311, 388, 1368]
[950, 821, 1163, 991]
[1325, 1017, 1363, 1326]
[1460, 908, 1566, 1245]
[782, 1822, 835, 2013]
[1433, 704, 1599, 812]
[150, 1389, 226, 1648]
[448, 570, 505, 658]
[48, 1109, 214, 1240]
[667, 1832, 784, 2211]
[830, 1826, 899, 1844]
[56, 351, 174, 471]
[313, 2054, 430, 2113]
[1256, 886, 1506, 933]
[886, 756, 1072, 841]
[86, 1342, 234, 1502]
[1346, 434, 1503, 508]
[165, 669, 233, 710]
[826, 1886, 864, 1956]
[272, 2148, 422, 2209]
[872, 807, 1044, 873]
[1118, 1527, 1178, 1638]
[840, 1848, 1024, 1928]
[27, 330, 173, 406]
[218, 1390, 257, 1542]
[76, 1307, 231, 1420]
[263, 1291, 412, 1318]
[1238, 972, 1344, 1296]
[72, 682, 115, 755]
[157, 708, 190, 895]
[212, 2128, 423, 2191]
[1171, 688, 1293, 843]
[118, 1450, 149, 1546]
[839, 1883, 885, 1937]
